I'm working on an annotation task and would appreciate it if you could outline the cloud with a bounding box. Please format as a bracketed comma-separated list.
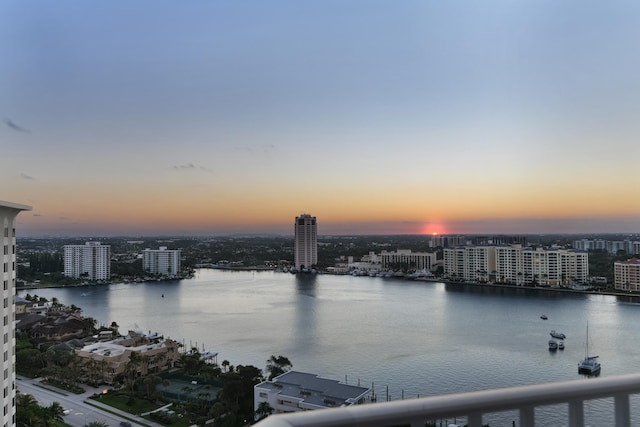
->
[174, 163, 196, 169]
[3, 118, 31, 133]
[234, 144, 276, 155]
[20, 173, 34, 180]
[172, 163, 211, 172]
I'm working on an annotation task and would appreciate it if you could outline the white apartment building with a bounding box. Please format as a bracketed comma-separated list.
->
[445, 245, 589, 286]
[380, 249, 438, 272]
[443, 247, 495, 282]
[1, 200, 31, 427]
[64, 241, 111, 280]
[254, 371, 370, 420]
[614, 258, 640, 292]
[294, 214, 317, 270]
[143, 246, 181, 275]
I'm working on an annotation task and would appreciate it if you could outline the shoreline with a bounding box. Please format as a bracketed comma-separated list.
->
[17, 268, 640, 303]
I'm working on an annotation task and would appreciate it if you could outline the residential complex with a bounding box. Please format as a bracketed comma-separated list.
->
[254, 371, 370, 419]
[444, 245, 589, 286]
[143, 246, 181, 275]
[74, 331, 180, 385]
[1, 200, 31, 427]
[380, 249, 438, 272]
[63, 241, 111, 280]
[294, 214, 317, 270]
[573, 238, 640, 255]
[614, 258, 640, 292]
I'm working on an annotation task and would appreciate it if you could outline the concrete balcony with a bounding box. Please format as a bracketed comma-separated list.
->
[255, 373, 640, 427]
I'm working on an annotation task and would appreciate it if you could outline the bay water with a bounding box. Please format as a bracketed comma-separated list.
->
[19, 269, 640, 426]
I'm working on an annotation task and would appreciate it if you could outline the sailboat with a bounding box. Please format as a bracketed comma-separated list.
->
[578, 322, 601, 375]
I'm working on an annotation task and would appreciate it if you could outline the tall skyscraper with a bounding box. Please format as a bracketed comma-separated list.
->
[64, 241, 111, 280]
[294, 214, 317, 270]
[1, 200, 31, 427]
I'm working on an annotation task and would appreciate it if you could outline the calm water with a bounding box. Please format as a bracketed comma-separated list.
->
[19, 269, 640, 426]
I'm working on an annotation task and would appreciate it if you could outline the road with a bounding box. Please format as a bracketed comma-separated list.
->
[16, 377, 160, 427]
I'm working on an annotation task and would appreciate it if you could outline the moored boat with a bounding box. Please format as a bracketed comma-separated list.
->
[578, 323, 600, 375]
[548, 339, 558, 351]
[550, 330, 566, 339]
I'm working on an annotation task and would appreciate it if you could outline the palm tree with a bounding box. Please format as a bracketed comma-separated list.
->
[47, 401, 66, 423]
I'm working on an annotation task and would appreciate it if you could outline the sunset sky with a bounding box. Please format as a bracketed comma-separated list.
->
[2, 1, 640, 237]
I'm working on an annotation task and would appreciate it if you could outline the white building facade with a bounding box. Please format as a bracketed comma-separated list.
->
[1, 200, 31, 427]
[614, 258, 640, 292]
[143, 247, 181, 275]
[380, 249, 438, 272]
[294, 214, 317, 270]
[444, 245, 589, 286]
[64, 241, 111, 280]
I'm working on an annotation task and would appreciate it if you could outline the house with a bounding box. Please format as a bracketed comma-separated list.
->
[254, 371, 370, 420]
[74, 330, 181, 385]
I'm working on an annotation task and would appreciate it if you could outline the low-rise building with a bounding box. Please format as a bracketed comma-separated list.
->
[75, 330, 180, 385]
[254, 371, 370, 420]
[380, 249, 437, 272]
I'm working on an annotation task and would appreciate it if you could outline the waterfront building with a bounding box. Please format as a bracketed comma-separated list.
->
[614, 258, 640, 292]
[143, 246, 181, 275]
[495, 245, 524, 285]
[64, 241, 111, 280]
[445, 245, 589, 286]
[294, 214, 317, 270]
[1, 200, 31, 427]
[253, 371, 370, 420]
[74, 330, 180, 385]
[380, 249, 438, 272]
[443, 247, 495, 282]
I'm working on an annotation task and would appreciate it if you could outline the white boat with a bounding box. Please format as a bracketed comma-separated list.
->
[550, 330, 566, 339]
[548, 339, 558, 351]
[558, 340, 565, 350]
[578, 323, 600, 375]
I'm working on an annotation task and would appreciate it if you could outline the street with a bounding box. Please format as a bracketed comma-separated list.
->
[16, 377, 159, 427]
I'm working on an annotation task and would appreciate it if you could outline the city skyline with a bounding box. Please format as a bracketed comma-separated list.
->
[3, 1, 640, 237]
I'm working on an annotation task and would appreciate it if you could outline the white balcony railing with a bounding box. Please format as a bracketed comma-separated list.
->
[255, 373, 640, 427]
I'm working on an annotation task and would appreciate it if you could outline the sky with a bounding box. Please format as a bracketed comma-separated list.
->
[2, 1, 640, 237]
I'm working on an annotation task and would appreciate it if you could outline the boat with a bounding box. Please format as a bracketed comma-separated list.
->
[540, 315, 548, 320]
[578, 323, 601, 375]
[550, 330, 566, 339]
[548, 339, 558, 351]
[558, 340, 565, 350]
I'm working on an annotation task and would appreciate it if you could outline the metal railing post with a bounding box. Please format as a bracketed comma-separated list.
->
[568, 399, 584, 427]
[519, 405, 534, 427]
[614, 393, 630, 426]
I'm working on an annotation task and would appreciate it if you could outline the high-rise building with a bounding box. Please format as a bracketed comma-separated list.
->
[294, 214, 317, 270]
[64, 241, 111, 280]
[1, 200, 31, 427]
[143, 247, 181, 275]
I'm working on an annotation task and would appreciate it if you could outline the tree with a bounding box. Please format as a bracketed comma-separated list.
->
[47, 401, 66, 423]
[266, 355, 292, 380]
[255, 401, 273, 420]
